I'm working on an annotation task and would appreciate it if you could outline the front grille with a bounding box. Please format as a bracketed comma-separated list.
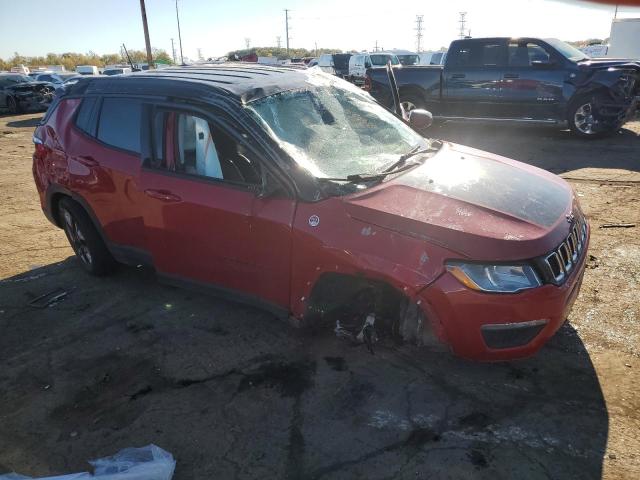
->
[541, 214, 588, 284]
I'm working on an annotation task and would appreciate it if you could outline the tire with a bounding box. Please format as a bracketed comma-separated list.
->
[400, 93, 423, 114]
[567, 93, 617, 139]
[58, 198, 116, 275]
[7, 96, 19, 114]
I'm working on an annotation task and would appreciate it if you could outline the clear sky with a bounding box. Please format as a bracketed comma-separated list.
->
[1, 0, 639, 60]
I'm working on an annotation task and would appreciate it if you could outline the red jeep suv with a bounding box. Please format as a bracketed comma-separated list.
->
[32, 65, 589, 361]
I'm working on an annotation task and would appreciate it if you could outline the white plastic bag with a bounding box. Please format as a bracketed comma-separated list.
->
[0, 445, 175, 480]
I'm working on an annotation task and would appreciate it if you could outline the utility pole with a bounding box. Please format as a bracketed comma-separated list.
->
[415, 15, 424, 53]
[245, 38, 251, 49]
[276, 36, 281, 49]
[458, 12, 467, 39]
[171, 38, 176, 64]
[374, 40, 379, 52]
[284, 9, 291, 54]
[175, 0, 184, 64]
[139, 0, 154, 69]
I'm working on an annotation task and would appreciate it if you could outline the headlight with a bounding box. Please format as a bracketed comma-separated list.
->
[446, 262, 541, 293]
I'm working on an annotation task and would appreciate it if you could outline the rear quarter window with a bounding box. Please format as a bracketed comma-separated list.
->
[97, 98, 142, 154]
[75, 97, 101, 136]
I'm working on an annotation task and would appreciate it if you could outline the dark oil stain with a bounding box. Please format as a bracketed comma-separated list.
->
[237, 360, 316, 398]
[403, 428, 441, 447]
[459, 411, 491, 429]
[324, 356, 347, 371]
[468, 449, 489, 469]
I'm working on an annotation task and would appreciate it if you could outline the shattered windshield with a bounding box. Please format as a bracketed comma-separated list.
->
[246, 78, 427, 179]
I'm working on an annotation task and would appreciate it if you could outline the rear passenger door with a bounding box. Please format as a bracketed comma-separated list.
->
[138, 103, 296, 310]
[444, 40, 507, 117]
[68, 96, 147, 253]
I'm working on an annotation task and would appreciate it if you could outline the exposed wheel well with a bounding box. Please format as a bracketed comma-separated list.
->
[305, 272, 407, 333]
[50, 192, 71, 227]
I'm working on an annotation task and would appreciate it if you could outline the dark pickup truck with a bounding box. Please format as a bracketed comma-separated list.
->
[365, 37, 640, 137]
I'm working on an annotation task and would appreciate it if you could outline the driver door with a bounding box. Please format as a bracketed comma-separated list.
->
[138, 103, 296, 310]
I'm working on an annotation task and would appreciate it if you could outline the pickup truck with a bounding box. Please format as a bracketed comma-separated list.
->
[365, 37, 640, 137]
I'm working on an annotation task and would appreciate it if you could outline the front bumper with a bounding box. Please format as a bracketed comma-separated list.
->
[418, 230, 589, 361]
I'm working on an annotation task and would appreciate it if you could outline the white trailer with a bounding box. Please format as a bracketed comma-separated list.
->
[607, 18, 640, 59]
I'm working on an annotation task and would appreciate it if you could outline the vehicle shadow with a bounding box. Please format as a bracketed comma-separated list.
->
[5, 116, 42, 128]
[0, 260, 608, 479]
[431, 121, 640, 174]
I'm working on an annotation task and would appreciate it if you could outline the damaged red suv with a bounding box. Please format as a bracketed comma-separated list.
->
[32, 65, 589, 361]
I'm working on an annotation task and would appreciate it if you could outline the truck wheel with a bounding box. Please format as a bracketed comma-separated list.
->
[400, 94, 422, 113]
[7, 96, 19, 114]
[568, 94, 617, 138]
[58, 198, 116, 276]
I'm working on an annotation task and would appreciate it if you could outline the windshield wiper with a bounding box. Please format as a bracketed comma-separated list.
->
[381, 140, 443, 174]
[322, 162, 420, 184]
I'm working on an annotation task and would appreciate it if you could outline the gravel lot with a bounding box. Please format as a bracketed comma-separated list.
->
[1, 113, 638, 479]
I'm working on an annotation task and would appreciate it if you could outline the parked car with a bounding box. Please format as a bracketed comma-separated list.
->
[33, 65, 589, 361]
[76, 65, 100, 75]
[0, 73, 55, 113]
[103, 67, 132, 76]
[417, 51, 447, 65]
[35, 72, 81, 89]
[349, 52, 400, 84]
[365, 37, 640, 137]
[317, 53, 352, 78]
[386, 50, 420, 66]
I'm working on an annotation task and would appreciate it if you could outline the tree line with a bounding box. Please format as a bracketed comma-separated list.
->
[0, 49, 173, 71]
[226, 47, 343, 59]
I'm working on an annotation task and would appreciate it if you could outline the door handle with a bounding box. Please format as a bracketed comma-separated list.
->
[451, 73, 466, 79]
[76, 155, 99, 167]
[144, 189, 182, 202]
[503, 73, 519, 79]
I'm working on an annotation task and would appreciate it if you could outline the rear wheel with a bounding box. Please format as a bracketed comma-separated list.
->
[58, 198, 116, 275]
[400, 94, 423, 114]
[568, 94, 618, 138]
[7, 96, 19, 114]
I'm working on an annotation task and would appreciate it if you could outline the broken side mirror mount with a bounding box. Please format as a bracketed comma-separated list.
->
[408, 109, 433, 135]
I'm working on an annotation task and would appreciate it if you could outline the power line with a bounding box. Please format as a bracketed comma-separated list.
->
[458, 12, 467, 39]
[415, 15, 424, 53]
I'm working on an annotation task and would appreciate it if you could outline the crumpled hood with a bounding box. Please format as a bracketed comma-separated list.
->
[8, 81, 52, 92]
[578, 58, 640, 70]
[343, 143, 577, 261]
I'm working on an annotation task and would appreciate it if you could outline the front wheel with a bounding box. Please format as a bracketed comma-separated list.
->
[59, 198, 116, 275]
[400, 94, 423, 114]
[568, 94, 618, 138]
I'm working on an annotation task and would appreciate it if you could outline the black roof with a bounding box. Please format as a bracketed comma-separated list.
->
[68, 63, 317, 104]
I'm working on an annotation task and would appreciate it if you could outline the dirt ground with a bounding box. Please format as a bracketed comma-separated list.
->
[0, 113, 638, 479]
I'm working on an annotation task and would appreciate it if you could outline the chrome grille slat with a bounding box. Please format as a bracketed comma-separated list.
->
[541, 213, 588, 285]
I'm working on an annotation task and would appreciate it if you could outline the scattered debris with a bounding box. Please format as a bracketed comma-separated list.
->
[587, 255, 600, 269]
[600, 223, 636, 229]
[28, 288, 68, 308]
[335, 314, 378, 354]
[0, 444, 175, 480]
[609, 453, 617, 460]
[43, 384, 51, 390]
[625, 363, 632, 368]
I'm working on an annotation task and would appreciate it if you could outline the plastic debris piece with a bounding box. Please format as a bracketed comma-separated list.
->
[0, 445, 175, 480]
[28, 288, 68, 309]
[600, 223, 635, 229]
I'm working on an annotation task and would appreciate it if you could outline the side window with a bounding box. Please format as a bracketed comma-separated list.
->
[151, 110, 262, 186]
[450, 42, 505, 67]
[509, 41, 552, 67]
[75, 97, 101, 137]
[97, 98, 142, 153]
